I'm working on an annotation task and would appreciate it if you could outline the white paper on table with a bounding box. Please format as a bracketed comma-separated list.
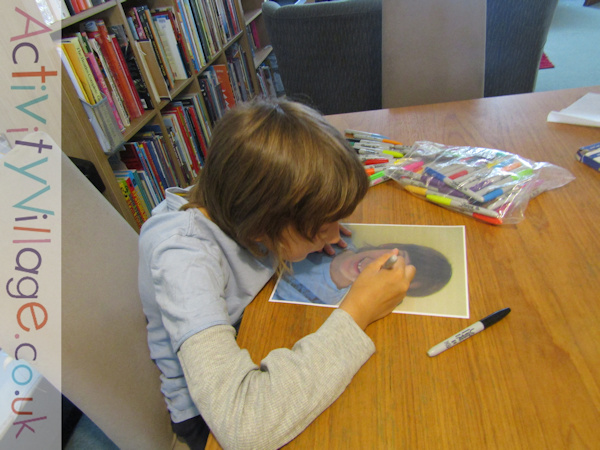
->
[547, 92, 600, 127]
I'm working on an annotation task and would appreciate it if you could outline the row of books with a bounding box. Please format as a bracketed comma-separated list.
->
[59, 19, 152, 143]
[257, 53, 285, 100]
[113, 105, 204, 226]
[36, 0, 109, 24]
[126, 0, 241, 94]
[115, 124, 178, 227]
[114, 56, 257, 225]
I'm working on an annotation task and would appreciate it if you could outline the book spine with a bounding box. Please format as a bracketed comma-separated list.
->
[118, 171, 150, 222]
[183, 0, 208, 65]
[88, 37, 130, 128]
[92, 19, 143, 118]
[130, 170, 153, 217]
[250, 21, 260, 49]
[174, 0, 201, 72]
[139, 7, 175, 89]
[110, 35, 145, 115]
[139, 139, 167, 196]
[57, 45, 89, 102]
[182, 101, 208, 159]
[162, 8, 194, 76]
[117, 177, 143, 227]
[85, 52, 125, 130]
[152, 14, 188, 80]
[167, 105, 201, 174]
[212, 64, 235, 110]
[62, 39, 103, 104]
[149, 130, 178, 187]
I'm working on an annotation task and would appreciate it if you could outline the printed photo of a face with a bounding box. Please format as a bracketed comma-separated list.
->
[270, 224, 469, 319]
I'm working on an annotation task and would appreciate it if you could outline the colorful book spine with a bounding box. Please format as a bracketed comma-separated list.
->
[61, 37, 103, 104]
[110, 35, 146, 113]
[212, 64, 236, 110]
[117, 177, 143, 227]
[85, 50, 124, 130]
[88, 37, 130, 128]
[152, 13, 188, 80]
[84, 19, 143, 119]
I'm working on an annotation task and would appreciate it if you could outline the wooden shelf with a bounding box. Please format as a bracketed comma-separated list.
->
[254, 45, 273, 67]
[59, 0, 276, 230]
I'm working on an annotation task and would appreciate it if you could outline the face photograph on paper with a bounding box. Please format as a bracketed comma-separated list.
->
[270, 223, 469, 319]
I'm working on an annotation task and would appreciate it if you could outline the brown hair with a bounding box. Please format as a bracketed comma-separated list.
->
[183, 99, 369, 265]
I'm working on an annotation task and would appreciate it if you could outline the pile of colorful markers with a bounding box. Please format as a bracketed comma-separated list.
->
[345, 132, 574, 225]
[385, 141, 562, 225]
[344, 129, 410, 187]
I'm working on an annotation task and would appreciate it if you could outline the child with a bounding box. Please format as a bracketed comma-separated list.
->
[274, 241, 452, 306]
[138, 99, 416, 449]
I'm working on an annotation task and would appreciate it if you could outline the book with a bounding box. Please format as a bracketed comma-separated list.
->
[116, 176, 143, 227]
[212, 64, 236, 110]
[114, 169, 150, 222]
[152, 12, 189, 80]
[153, 8, 194, 76]
[135, 40, 171, 101]
[174, 0, 205, 70]
[225, 42, 253, 101]
[141, 124, 180, 188]
[61, 36, 103, 104]
[83, 19, 143, 119]
[136, 5, 175, 90]
[137, 169, 160, 209]
[184, 0, 211, 63]
[87, 37, 131, 128]
[58, 45, 89, 103]
[109, 26, 153, 110]
[126, 7, 147, 40]
[179, 95, 209, 159]
[110, 34, 148, 112]
[83, 37, 125, 130]
[190, 0, 218, 57]
[163, 103, 202, 173]
[163, 113, 194, 183]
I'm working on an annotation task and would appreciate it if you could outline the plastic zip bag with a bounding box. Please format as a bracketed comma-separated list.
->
[385, 141, 575, 225]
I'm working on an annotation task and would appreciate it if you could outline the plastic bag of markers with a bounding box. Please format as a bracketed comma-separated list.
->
[385, 141, 575, 225]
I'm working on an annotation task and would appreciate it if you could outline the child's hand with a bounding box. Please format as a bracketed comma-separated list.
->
[338, 250, 416, 330]
[320, 223, 352, 256]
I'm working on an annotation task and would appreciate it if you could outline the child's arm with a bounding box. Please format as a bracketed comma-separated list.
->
[179, 308, 374, 449]
[339, 250, 416, 330]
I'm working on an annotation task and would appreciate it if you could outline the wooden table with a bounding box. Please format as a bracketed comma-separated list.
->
[207, 87, 600, 449]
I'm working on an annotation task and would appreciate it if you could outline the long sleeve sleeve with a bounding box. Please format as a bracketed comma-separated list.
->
[178, 308, 375, 450]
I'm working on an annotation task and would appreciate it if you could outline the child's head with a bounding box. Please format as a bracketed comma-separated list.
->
[184, 99, 369, 265]
[330, 243, 452, 297]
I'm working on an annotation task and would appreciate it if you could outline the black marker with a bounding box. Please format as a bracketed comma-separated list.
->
[427, 308, 511, 357]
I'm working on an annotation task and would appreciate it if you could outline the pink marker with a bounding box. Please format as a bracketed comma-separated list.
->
[401, 160, 424, 172]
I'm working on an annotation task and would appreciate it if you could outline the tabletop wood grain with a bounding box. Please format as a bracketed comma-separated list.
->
[207, 87, 600, 449]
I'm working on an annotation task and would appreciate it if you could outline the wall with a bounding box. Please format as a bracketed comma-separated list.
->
[382, 0, 486, 107]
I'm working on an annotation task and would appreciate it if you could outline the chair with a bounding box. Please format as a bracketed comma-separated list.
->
[262, 0, 382, 115]
[61, 152, 187, 449]
[484, 0, 559, 97]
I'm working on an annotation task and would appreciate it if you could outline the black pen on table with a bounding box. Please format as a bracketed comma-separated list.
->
[427, 308, 511, 357]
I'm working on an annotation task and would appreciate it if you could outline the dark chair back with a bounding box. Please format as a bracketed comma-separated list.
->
[485, 0, 559, 97]
[263, 0, 382, 115]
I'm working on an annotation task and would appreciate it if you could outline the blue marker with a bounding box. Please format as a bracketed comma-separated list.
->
[424, 166, 486, 203]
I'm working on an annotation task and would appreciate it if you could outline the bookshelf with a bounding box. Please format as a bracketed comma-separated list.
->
[56, 0, 273, 230]
[242, 0, 273, 68]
